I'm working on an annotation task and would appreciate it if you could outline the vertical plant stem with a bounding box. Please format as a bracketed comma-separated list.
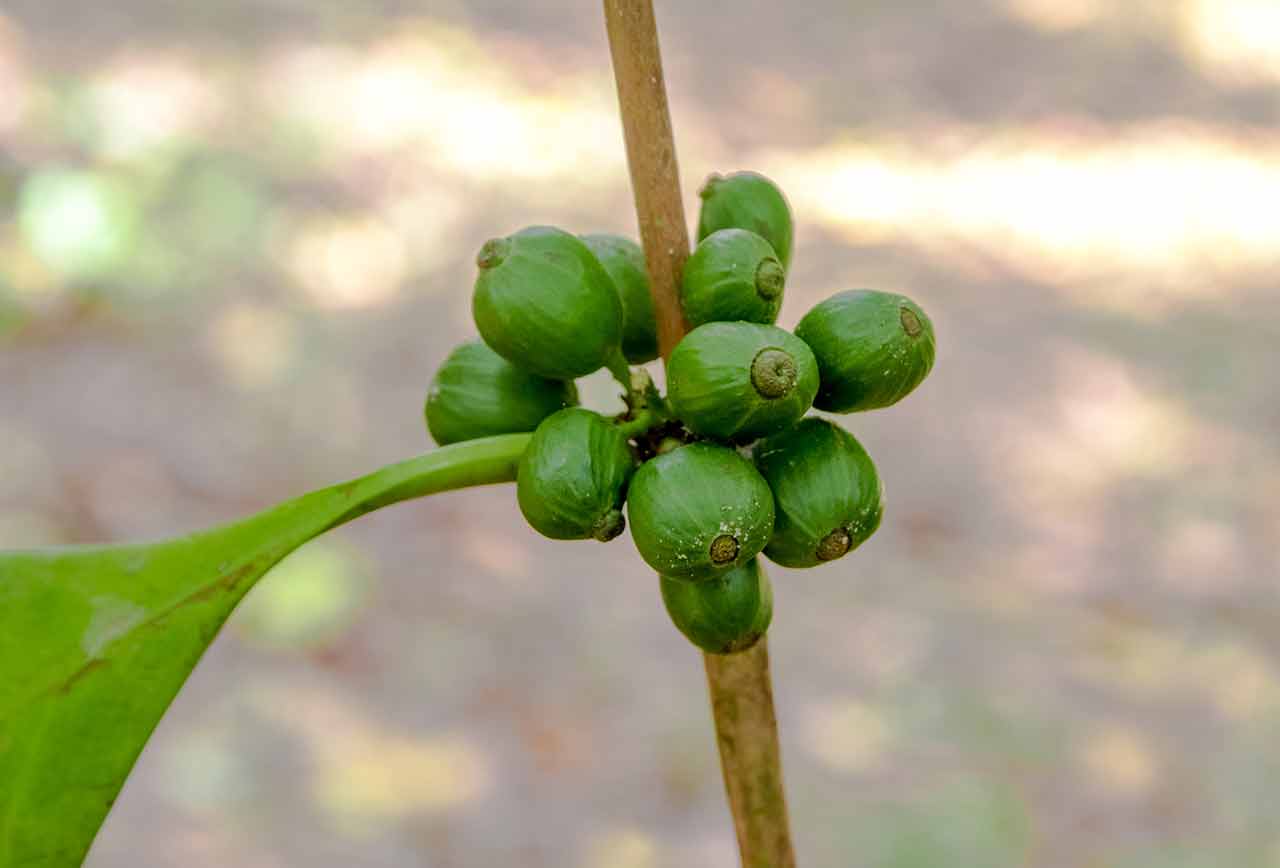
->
[602, 0, 689, 360]
[703, 640, 795, 868]
[602, 3, 797, 865]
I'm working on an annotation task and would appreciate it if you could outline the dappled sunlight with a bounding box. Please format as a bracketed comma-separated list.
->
[768, 124, 1280, 313]
[974, 346, 1211, 596]
[156, 728, 248, 814]
[0, 236, 58, 302]
[251, 683, 491, 830]
[233, 542, 370, 649]
[1074, 623, 1280, 723]
[1051, 349, 1193, 480]
[315, 735, 489, 826]
[18, 168, 140, 278]
[207, 302, 299, 390]
[282, 213, 408, 310]
[801, 698, 896, 774]
[1003, 0, 1104, 32]
[582, 828, 660, 868]
[378, 179, 472, 276]
[8, 15, 1276, 322]
[1193, 641, 1280, 722]
[1180, 0, 1280, 85]
[989, 346, 1194, 513]
[1004, 0, 1280, 88]
[261, 24, 624, 186]
[5, 5, 1279, 865]
[1077, 723, 1160, 798]
[88, 54, 224, 159]
[1075, 622, 1189, 698]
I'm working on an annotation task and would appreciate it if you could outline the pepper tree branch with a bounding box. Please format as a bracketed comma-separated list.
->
[601, 3, 797, 865]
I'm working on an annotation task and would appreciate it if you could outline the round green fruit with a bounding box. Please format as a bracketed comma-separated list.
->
[473, 225, 623, 379]
[697, 171, 794, 272]
[794, 289, 936, 413]
[754, 417, 883, 568]
[517, 408, 635, 542]
[660, 558, 773, 655]
[681, 228, 784, 327]
[667, 322, 819, 442]
[627, 442, 774, 582]
[581, 233, 657, 364]
[425, 340, 578, 445]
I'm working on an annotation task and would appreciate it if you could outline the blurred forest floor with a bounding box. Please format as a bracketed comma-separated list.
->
[2, 1, 1279, 866]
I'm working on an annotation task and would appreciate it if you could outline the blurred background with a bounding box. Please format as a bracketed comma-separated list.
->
[2, 0, 1278, 865]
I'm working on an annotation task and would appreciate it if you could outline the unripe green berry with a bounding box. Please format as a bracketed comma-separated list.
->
[681, 228, 785, 327]
[697, 171, 794, 272]
[473, 226, 623, 380]
[517, 409, 635, 542]
[667, 322, 818, 442]
[425, 340, 577, 446]
[754, 417, 883, 568]
[581, 233, 658, 364]
[794, 289, 936, 413]
[660, 558, 773, 654]
[627, 442, 774, 582]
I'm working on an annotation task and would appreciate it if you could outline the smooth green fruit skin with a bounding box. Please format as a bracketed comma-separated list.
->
[425, 340, 578, 445]
[473, 226, 623, 379]
[755, 417, 884, 568]
[661, 558, 773, 654]
[697, 171, 794, 271]
[581, 233, 658, 364]
[628, 442, 775, 582]
[681, 228, 784, 327]
[794, 289, 936, 413]
[667, 322, 819, 442]
[517, 408, 635, 541]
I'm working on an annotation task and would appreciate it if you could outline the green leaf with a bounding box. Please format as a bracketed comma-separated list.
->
[0, 433, 529, 867]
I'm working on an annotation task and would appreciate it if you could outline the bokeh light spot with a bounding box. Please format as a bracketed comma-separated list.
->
[1077, 724, 1160, 798]
[583, 828, 659, 868]
[234, 542, 369, 649]
[1003, 0, 1104, 32]
[802, 698, 895, 773]
[207, 302, 299, 390]
[1180, 0, 1280, 84]
[315, 735, 490, 824]
[157, 729, 248, 814]
[1192, 641, 1280, 722]
[88, 54, 224, 158]
[771, 126, 1280, 313]
[284, 214, 407, 310]
[18, 169, 139, 277]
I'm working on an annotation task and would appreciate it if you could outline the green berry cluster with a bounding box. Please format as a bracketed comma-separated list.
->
[424, 171, 936, 656]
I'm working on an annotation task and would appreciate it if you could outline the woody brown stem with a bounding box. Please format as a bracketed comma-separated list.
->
[602, 3, 797, 865]
[602, 0, 690, 359]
